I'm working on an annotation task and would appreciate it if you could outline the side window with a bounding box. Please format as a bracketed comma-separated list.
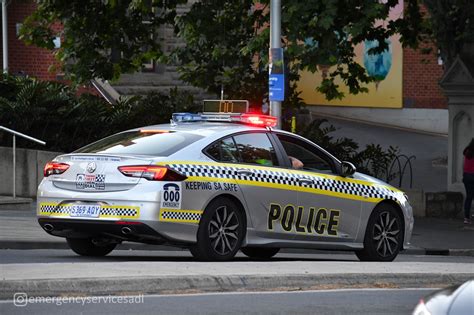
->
[277, 134, 333, 172]
[205, 137, 240, 163]
[233, 133, 278, 167]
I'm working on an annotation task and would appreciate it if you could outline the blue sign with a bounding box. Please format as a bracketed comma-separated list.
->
[269, 48, 285, 102]
[269, 74, 285, 101]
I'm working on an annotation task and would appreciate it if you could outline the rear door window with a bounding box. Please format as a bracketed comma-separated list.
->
[233, 133, 278, 167]
[206, 137, 240, 163]
[75, 131, 203, 156]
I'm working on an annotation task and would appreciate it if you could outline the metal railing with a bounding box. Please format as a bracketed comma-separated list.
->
[387, 154, 416, 189]
[0, 126, 46, 199]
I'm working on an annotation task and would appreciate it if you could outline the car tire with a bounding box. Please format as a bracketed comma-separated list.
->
[241, 247, 280, 259]
[192, 197, 245, 261]
[66, 238, 116, 257]
[355, 203, 404, 262]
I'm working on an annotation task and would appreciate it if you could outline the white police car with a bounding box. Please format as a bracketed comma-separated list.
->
[37, 100, 413, 261]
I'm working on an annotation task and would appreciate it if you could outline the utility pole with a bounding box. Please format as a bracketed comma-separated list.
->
[269, 0, 282, 128]
[1, 0, 8, 74]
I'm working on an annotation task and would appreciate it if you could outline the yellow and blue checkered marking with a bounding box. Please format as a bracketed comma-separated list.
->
[159, 209, 203, 224]
[162, 161, 402, 203]
[38, 203, 140, 219]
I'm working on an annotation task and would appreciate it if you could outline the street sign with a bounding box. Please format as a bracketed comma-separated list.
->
[269, 74, 284, 101]
[269, 48, 285, 102]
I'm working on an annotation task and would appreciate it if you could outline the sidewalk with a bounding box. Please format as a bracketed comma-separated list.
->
[1, 203, 473, 255]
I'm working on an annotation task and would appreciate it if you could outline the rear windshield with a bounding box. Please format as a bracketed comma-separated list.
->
[75, 131, 203, 156]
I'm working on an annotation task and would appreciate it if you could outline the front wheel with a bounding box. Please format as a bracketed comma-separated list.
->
[241, 247, 280, 259]
[191, 197, 245, 261]
[67, 238, 116, 257]
[355, 204, 404, 262]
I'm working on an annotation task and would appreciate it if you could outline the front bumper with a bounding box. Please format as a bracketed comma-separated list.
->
[403, 201, 414, 249]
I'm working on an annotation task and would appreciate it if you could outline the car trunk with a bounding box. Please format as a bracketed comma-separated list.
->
[50, 154, 154, 192]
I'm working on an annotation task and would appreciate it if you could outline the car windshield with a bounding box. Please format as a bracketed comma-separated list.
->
[75, 130, 203, 156]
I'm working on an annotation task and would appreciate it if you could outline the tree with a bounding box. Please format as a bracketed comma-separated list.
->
[175, 0, 423, 103]
[21, 0, 424, 101]
[422, 0, 474, 68]
[174, 1, 268, 102]
[20, 0, 186, 83]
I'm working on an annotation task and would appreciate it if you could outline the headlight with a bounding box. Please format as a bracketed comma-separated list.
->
[412, 300, 432, 315]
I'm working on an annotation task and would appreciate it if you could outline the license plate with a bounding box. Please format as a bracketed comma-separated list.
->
[70, 204, 101, 218]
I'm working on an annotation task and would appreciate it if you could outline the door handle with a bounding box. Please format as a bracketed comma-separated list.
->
[237, 169, 254, 176]
[297, 178, 314, 185]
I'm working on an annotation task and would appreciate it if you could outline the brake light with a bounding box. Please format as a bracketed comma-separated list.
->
[44, 162, 70, 177]
[118, 165, 187, 181]
[241, 114, 277, 127]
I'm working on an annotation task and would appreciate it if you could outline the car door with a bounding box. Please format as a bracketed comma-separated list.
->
[273, 132, 362, 243]
[205, 131, 298, 241]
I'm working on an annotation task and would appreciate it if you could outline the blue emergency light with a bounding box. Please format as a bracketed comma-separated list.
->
[171, 100, 277, 127]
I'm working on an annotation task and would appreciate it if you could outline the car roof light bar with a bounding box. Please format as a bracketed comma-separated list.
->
[172, 100, 277, 128]
[171, 112, 277, 128]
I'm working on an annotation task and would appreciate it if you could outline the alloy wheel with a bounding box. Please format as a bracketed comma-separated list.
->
[208, 205, 240, 255]
[372, 211, 400, 257]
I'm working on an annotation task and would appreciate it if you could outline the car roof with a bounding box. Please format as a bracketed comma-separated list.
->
[136, 121, 267, 137]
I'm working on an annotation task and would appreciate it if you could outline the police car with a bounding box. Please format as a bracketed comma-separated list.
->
[37, 100, 414, 261]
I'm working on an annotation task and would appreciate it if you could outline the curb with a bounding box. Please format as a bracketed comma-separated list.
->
[404, 247, 474, 257]
[2, 241, 474, 257]
[1, 273, 472, 299]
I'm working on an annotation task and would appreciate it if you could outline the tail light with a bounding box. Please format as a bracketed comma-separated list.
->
[44, 162, 70, 177]
[118, 165, 187, 181]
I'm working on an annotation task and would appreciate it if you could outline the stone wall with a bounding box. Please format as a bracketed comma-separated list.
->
[0, 147, 59, 198]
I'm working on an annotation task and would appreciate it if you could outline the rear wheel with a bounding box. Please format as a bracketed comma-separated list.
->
[241, 247, 280, 259]
[67, 238, 116, 257]
[191, 197, 245, 261]
[355, 204, 404, 262]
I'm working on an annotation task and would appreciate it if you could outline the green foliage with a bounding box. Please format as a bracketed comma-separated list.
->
[175, 0, 268, 102]
[300, 119, 399, 180]
[174, 0, 423, 104]
[0, 74, 197, 152]
[20, 0, 186, 84]
[422, 0, 474, 67]
[21, 0, 424, 102]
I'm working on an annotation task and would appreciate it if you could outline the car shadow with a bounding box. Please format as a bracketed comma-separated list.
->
[52, 252, 358, 263]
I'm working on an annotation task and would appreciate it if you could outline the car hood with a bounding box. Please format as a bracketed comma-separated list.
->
[352, 172, 400, 190]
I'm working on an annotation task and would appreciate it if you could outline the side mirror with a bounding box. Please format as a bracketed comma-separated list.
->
[340, 161, 356, 177]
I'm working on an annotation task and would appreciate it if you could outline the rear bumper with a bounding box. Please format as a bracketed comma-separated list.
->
[37, 218, 193, 247]
[37, 177, 202, 244]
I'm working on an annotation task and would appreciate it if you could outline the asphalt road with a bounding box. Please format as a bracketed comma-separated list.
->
[0, 288, 435, 315]
[2, 249, 474, 264]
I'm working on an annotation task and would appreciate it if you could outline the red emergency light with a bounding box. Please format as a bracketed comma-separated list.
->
[240, 114, 278, 127]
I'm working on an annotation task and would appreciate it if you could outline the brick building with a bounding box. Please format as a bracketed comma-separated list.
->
[403, 47, 447, 109]
[1, 0, 449, 133]
[0, 1, 61, 80]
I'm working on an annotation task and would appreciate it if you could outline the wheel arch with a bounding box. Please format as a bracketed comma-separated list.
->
[204, 193, 248, 229]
